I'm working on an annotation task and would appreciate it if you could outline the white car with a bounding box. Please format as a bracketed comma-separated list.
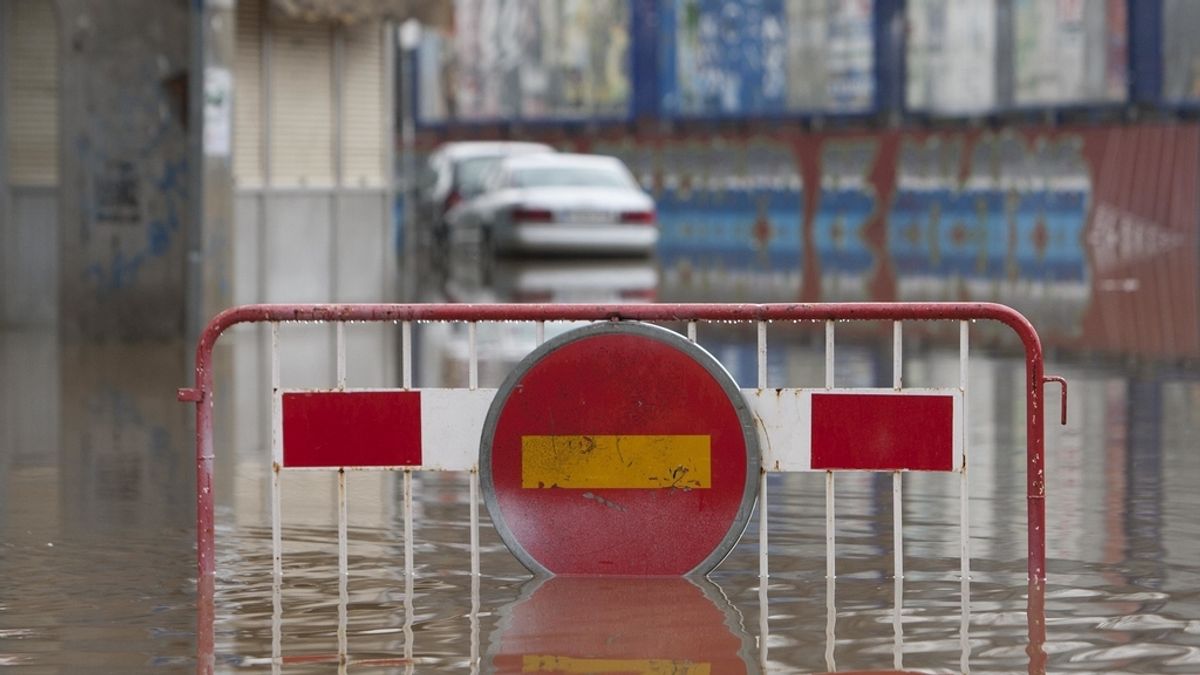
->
[445, 153, 658, 256]
[415, 141, 556, 249]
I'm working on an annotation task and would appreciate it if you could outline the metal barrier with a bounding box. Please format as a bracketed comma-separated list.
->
[180, 302, 1065, 672]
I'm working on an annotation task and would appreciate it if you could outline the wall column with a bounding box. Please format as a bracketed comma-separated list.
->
[57, 0, 192, 340]
[187, 0, 236, 342]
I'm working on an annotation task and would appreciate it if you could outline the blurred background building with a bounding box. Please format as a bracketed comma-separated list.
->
[0, 0, 442, 339]
[411, 0, 1200, 361]
[229, 0, 395, 309]
[2, 0, 1199, 359]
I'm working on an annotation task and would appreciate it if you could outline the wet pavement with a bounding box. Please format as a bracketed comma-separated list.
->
[2, 244, 1200, 673]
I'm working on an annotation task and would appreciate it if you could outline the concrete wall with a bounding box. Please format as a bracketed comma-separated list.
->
[2, 188, 58, 326]
[229, 187, 396, 456]
[233, 189, 393, 304]
[230, 3, 396, 306]
[56, 0, 191, 341]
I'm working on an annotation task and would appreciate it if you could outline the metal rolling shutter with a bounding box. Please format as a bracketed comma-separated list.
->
[268, 9, 334, 187]
[235, 0, 264, 187]
[340, 21, 386, 188]
[5, 0, 59, 186]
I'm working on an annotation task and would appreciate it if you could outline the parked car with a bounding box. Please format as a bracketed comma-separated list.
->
[444, 153, 658, 256]
[415, 141, 556, 249]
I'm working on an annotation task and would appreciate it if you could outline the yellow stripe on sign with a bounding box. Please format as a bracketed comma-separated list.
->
[522, 655, 711, 674]
[521, 435, 711, 489]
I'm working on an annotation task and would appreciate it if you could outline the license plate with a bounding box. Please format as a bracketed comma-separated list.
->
[561, 210, 611, 224]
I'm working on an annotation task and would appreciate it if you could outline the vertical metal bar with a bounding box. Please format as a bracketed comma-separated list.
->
[687, 320, 697, 342]
[336, 322, 347, 389]
[470, 572, 480, 674]
[756, 321, 769, 669]
[468, 322, 478, 390]
[756, 321, 767, 389]
[824, 321, 835, 582]
[337, 470, 348, 662]
[399, 313, 415, 668]
[758, 582, 768, 671]
[893, 577, 904, 670]
[403, 471, 414, 580]
[758, 470, 769, 580]
[959, 321, 971, 666]
[825, 320, 835, 388]
[335, 322, 349, 662]
[960, 321, 970, 582]
[756, 321, 768, 580]
[402, 321, 412, 389]
[469, 471, 480, 579]
[960, 575, 972, 672]
[403, 538, 414, 668]
[469, 322, 480, 583]
[824, 572, 836, 672]
[402, 469, 414, 664]
[891, 322, 905, 670]
[1027, 344, 1047, 581]
[825, 472, 836, 580]
[893, 475, 903, 576]
[893, 321, 904, 582]
[1027, 579, 1047, 675]
[536, 320, 545, 346]
[892, 320, 902, 388]
[270, 323, 282, 665]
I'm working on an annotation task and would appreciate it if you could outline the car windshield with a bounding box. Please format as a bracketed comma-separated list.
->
[510, 165, 636, 189]
[455, 156, 504, 196]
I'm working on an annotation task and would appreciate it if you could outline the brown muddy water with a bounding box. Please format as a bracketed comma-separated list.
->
[2, 261, 1200, 673]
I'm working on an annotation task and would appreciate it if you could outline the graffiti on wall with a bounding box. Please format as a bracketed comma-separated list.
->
[662, 0, 874, 116]
[77, 54, 189, 297]
[64, 0, 192, 318]
[1012, 0, 1127, 105]
[418, 0, 631, 122]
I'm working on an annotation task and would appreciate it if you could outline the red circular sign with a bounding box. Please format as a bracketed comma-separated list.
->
[481, 322, 759, 576]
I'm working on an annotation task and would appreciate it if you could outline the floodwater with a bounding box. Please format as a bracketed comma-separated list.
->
[2, 245, 1200, 674]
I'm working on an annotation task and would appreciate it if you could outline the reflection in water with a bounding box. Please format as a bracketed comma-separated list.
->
[441, 248, 658, 305]
[58, 343, 193, 535]
[489, 576, 754, 674]
[1125, 377, 1165, 588]
[0, 334, 195, 670]
[5, 225, 1200, 673]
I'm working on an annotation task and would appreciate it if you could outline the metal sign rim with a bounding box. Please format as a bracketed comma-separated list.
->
[478, 320, 761, 577]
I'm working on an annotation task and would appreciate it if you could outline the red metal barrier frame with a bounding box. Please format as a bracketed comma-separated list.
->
[179, 302, 1058, 670]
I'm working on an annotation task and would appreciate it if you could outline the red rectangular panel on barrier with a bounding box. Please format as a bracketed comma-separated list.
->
[811, 393, 954, 471]
[283, 391, 422, 468]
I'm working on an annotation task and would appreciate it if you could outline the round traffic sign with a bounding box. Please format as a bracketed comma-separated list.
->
[480, 321, 759, 576]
